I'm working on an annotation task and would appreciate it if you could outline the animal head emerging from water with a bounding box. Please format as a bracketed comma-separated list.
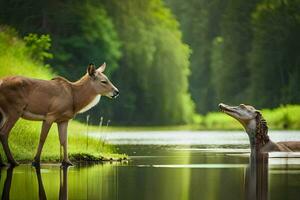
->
[218, 103, 269, 145]
[87, 63, 119, 98]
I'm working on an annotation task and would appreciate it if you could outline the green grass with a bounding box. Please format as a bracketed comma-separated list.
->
[4, 103, 298, 163]
[102, 104, 300, 131]
[0, 26, 53, 79]
[199, 105, 300, 130]
[4, 119, 126, 162]
[261, 105, 300, 130]
[0, 26, 126, 163]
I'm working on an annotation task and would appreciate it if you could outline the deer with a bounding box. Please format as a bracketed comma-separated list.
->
[0, 62, 119, 166]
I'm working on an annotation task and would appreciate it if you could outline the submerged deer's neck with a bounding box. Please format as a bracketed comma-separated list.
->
[72, 75, 98, 113]
[246, 128, 257, 150]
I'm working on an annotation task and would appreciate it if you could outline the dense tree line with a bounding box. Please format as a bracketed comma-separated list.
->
[167, 0, 300, 113]
[0, 0, 194, 125]
[0, 0, 299, 125]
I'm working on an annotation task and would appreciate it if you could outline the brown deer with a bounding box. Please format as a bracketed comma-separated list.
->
[0, 63, 119, 166]
[219, 103, 300, 152]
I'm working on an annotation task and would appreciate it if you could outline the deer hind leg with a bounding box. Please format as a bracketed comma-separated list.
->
[59, 166, 69, 199]
[58, 121, 73, 166]
[0, 113, 20, 166]
[32, 121, 52, 166]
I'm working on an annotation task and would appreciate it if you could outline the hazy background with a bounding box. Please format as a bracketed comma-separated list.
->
[0, 0, 299, 125]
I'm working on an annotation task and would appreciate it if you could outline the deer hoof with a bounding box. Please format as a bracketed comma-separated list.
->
[0, 162, 7, 167]
[9, 161, 19, 167]
[61, 160, 73, 167]
[32, 160, 40, 167]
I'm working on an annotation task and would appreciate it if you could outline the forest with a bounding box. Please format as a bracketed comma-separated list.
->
[0, 0, 299, 126]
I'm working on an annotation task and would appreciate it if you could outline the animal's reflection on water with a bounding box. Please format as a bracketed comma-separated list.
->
[1, 166, 69, 200]
[245, 151, 268, 200]
[35, 166, 47, 200]
[0, 148, 298, 200]
[1, 166, 13, 200]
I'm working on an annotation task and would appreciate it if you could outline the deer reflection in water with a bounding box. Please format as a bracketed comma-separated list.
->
[35, 166, 69, 200]
[1, 166, 69, 200]
[1, 166, 13, 200]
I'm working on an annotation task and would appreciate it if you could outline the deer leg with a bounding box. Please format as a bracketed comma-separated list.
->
[0, 115, 20, 166]
[59, 166, 69, 199]
[2, 166, 14, 200]
[58, 121, 73, 166]
[32, 121, 52, 166]
[34, 166, 47, 199]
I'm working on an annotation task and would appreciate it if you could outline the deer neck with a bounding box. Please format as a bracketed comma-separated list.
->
[72, 75, 99, 113]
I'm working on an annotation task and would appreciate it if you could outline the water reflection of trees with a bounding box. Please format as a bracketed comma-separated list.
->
[0, 156, 271, 200]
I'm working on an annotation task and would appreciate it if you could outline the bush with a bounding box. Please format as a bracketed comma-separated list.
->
[0, 26, 53, 78]
[24, 33, 53, 63]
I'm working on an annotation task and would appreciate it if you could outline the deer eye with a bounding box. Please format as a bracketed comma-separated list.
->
[101, 80, 108, 84]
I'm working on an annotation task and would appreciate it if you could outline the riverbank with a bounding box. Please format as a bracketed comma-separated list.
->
[200, 104, 300, 130]
[102, 105, 300, 131]
[3, 119, 127, 163]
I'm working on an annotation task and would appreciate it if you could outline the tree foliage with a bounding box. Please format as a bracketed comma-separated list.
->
[167, 0, 300, 112]
[100, 0, 195, 125]
[0, 0, 195, 125]
[24, 33, 53, 63]
[166, 0, 227, 113]
[212, 0, 259, 105]
[249, 0, 300, 108]
[1, 0, 299, 124]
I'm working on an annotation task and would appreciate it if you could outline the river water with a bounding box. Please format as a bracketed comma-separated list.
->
[1, 130, 300, 200]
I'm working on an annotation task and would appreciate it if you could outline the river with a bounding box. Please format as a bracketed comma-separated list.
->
[1, 130, 300, 200]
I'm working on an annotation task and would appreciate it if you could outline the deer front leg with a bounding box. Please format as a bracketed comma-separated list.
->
[32, 121, 52, 166]
[34, 166, 47, 199]
[0, 114, 20, 166]
[58, 121, 73, 166]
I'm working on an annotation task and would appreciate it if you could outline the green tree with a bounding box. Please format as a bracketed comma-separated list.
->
[166, 0, 227, 113]
[210, 36, 224, 102]
[0, 0, 122, 124]
[0, 0, 121, 78]
[249, 0, 300, 108]
[24, 33, 53, 63]
[101, 0, 195, 125]
[212, 0, 260, 105]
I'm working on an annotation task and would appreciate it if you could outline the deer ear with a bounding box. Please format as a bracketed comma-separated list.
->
[87, 63, 96, 77]
[98, 62, 106, 73]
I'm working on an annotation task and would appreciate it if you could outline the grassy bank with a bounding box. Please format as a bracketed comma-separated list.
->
[0, 26, 126, 162]
[201, 105, 300, 130]
[0, 26, 53, 79]
[102, 104, 300, 131]
[5, 119, 126, 162]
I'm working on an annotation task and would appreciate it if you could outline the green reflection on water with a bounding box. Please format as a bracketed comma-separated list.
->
[0, 148, 300, 200]
[0, 164, 121, 200]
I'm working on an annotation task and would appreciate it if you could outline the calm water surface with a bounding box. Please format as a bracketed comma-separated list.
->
[1, 131, 300, 200]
